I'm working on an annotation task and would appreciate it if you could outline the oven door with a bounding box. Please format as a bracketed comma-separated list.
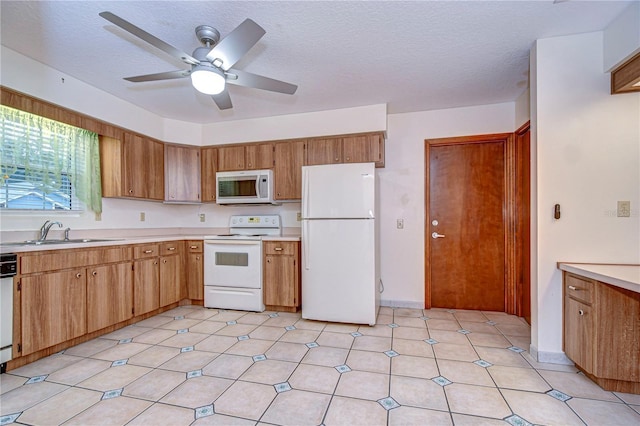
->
[204, 240, 262, 289]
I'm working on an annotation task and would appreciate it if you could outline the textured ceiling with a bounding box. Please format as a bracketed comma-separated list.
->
[0, 1, 633, 124]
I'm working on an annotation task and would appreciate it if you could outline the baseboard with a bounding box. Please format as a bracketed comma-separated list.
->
[530, 345, 574, 365]
[380, 299, 424, 309]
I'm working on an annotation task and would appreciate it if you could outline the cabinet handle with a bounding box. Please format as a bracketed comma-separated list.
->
[76, 273, 82, 278]
[196, 256, 200, 260]
[129, 189, 133, 194]
[163, 259, 167, 264]
[92, 271, 97, 276]
[267, 259, 271, 263]
[346, 157, 350, 161]
[579, 309, 584, 316]
[154, 261, 158, 265]
[274, 247, 283, 251]
[144, 249, 154, 254]
[335, 157, 339, 161]
[568, 285, 577, 290]
[167, 247, 176, 251]
[190, 245, 198, 249]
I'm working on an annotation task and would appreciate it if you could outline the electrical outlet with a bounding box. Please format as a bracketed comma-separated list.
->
[199, 213, 206, 222]
[297, 212, 302, 221]
[397, 219, 404, 229]
[139, 212, 145, 222]
[617, 201, 631, 217]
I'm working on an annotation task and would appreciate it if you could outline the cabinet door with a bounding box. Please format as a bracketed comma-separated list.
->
[246, 143, 274, 170]
[264, 255, 297, 307]
[21, 269, 87, 355]
[274, 140, 305, 200]
[87, 262, 133, 333]
[160, 254, 182, 307]
[187, 252, 204, 300]
[165, 145, 201, 202]
[99, 135, 124, 197]
[124, 133, 165, 200]
[343, 133, 384, 166]
[218, 146, 246, 171]
[201, 147, 218, 202]
[306, 138, 342, 165]
[564, 297, 593, 373]
[134, 258, 160, 316]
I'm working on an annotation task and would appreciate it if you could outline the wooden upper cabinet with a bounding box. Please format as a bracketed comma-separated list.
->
[99, 134, 125, 198]
[217, 145, 245, 171]
[306, 138, 342, 165]
[165, 144, 201, 202]
[201, 147, 218, 202]
[274, 140, 306, 200]
[245, 143, 274, 170]
[123, 133, 164, 200]
[343, 133, 385, 167]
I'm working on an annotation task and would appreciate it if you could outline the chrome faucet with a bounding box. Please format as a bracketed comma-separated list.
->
[39, 220, 63, 241]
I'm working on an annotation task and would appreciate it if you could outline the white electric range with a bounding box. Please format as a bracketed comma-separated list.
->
[203, 215, 281, 312]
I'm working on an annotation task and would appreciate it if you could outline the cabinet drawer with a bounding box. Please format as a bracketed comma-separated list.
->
[264, 241, 297, 256]
[187, 240, 203, 253]
[134, 244, 159, 259]
[20, 246, 132, 274]
[160, 241, 182, 255]
[565, 273, 594, 304]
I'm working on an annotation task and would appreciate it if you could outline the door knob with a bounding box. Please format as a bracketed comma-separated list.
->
[432, 232, 445, 239]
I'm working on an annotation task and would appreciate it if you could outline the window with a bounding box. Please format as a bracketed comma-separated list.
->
[0, 105, 102, 212]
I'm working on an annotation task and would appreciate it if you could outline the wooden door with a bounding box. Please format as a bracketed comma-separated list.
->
[201, 147, 218, 202]
[134, 258, 159, 315]
[87, 262, 133, 333]
[306, 138, 342, 165]
[160, 254, 181, 307]
[246, 143, 274, 170]
[515, 122, 531, 323]
[217, 146, 245, 171]
[426, 134, 515, 312]
[165, 145, 201, 202]
[274, 140, 306, 200]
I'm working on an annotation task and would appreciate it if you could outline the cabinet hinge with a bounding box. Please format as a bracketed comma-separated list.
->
[17, 281, 21, 291]
[132, 307, 135, 315]
[132, 264, 135, 271]
[17, 343, 21, 353]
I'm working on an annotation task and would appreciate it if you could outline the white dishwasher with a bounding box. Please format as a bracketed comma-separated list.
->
[1, 253, 17, 373]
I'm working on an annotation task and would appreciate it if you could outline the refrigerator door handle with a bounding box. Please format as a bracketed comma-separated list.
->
[303, 219, 310, 270]
[303, 170, 310, 219]
[379, 278, 384, 293]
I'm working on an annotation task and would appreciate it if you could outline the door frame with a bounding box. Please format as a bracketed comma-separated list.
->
[425, 132, 520, 314]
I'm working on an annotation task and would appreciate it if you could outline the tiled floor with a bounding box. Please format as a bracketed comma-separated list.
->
[1, 306, 639, 425]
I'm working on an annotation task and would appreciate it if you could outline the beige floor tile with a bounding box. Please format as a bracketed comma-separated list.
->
[0, 374, 26, 394]
[160, 306, 203, 318]
[501, 388, 584, 425]
[488, 365, 550, 392]
[390, 375, 449, 411]
[537, 369, 619, 402]
[376, 313, 394, 324]
[615, 391, 640, 405]
[202, 354, 253, 379]
[428, 329, 469, 345]
[314, 331, 354, 349]
[160, 375, 233, 408]
[504, 335, 530, 350]
[458, 321, 501, 335]
[394, 307, 425, 317]
[392, 338, 434, 357]
[261, 389, 331, 426]
[193, 413, 255, 425]
[262, 315, 299, 327]
[0, 381, 67, 416]
[474, 346, 530, 368]
[423, 309, 456, 320]
[451, 413, 508, 425]
[568, 398, 640, 425]
[352, 335, 392, 352]
[239, 359, 297, 385]
[437, 359, 495, 387]
[214, 323, 257, 337]
[632, 405, 640, 416]
[389, 406, 453, 426]
[158, 331, 210, 348]
[184, 307, 220, 321]
[132, 315, 175, 328]
[128, 402, 195, 426]
[159, 350, 218, 372]
[64, 396, 152, 425]
[379, 306, 394, 315]
[393, 326, 430, 340]
[58, 338, 118, 358]
[346, 349, 391, 374]
[323, 395, 387, 426]
[301, 346, 349, 367]
[288, 364, 340, 394]
[213, 381, 276, 420]
[294, 318, 327, 330]
[123, 369, 185, 401]
[483, 312, 528, 326]
[358, 324, 393, 337]
[236, 312, 269, 325]
[393, 316, 428, 328]
[132, 328, 176, 344]
[521, 352, 578, 373]
[196, 335, 238, 353]
[445, 383, 511, 419]
[207, 310, 248, 322]
[467, 332, 511, 348]
[264, 341, 308, 362]
[453, 310, 489, 323]
[335, 370, 389, 401]
[278, 329, 322, 344]
[188, 320, 228, 335]
[426, 319, 461, 331]
[495, 323, 530, 337]
[432, 342, 479, 362]
[91, 342, 152, 361]
[78, 364, 152, 392]
[127, 345, 181, 368]
[100, 325, 153, 341]
[224, 338, 274, 357]
[248, 325, 287, 340]
[17, 387, 102, 425]
[158, 318, 203, 331]
[46, 358, 112, 385]
[323, 322, 360, 333]
[391, 355, 439, 379]
[9, 354, 84, 378]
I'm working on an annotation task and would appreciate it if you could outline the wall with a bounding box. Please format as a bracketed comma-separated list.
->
[530, 31, 640, 362]
[603, 1, 640, 71]
[379, 103, 516, 307]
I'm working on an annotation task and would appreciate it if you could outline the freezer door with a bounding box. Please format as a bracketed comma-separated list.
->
[302, 219, 376, 325]
[302, 162, 375, 219]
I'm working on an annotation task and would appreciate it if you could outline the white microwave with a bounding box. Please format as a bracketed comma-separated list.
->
[216, 169, 277, 205]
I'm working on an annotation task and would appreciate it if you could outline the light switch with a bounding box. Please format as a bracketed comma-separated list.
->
[617, 201, 631, 217]
[199, 213, 206, 222]
[139, 212, 145, 222]
[397, 219, 404, 229]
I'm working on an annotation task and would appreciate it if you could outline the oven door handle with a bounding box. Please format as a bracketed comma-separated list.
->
[204, 240, 261, 245]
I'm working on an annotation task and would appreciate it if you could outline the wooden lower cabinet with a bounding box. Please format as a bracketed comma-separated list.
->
[186, 240, 204, 300]
[20, 269, 87, 356]
[134, 257, 160, 316]
[160, 254, 181, 306]
[87, 262, 133, 333]
[263, 241, 300, 312]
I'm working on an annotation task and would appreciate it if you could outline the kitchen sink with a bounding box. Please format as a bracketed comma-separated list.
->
[1, 238, 122, 246]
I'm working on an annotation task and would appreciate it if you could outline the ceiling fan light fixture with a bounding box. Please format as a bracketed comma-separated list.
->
[191, 65, 225, 95]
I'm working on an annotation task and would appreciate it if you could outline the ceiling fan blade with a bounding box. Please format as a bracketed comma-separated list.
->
[99, 11, 199, 65]
[226, 69, 297, 95]
[205, 19, 265, 71]
[124, 70, 191, 82]
[212, 90, 233, 110]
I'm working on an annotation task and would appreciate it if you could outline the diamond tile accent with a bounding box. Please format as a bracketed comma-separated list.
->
[486, 320, 497, 325]
[119, 338, 133, 344]
[306, 342, 319, 348]
[420, 316, 430, 320]
[269, 313, 279, 318]
[335, 364, 352, 373]
[195, 404, 214, 419]
[384, 350, 399, 358]
[388, 323, 399, 328]
[102, 388, 123, 400]
[174, 315, 185, 320]
[350, 331, 362, 337]
[285, 325, 296, 331]
[226, 320, 237, 325]
[25, 375, 47, 384]
[177, 328, 189, 334]
[1, 413, 21, 425]
[431, 376, 452, 386]
[378, 396, 400, 411]
[473, 359, 493, 368]
[424, 338, 438, 345]
[546, 389, 572, 402]
[274, 382, 292, 393]
[253, 354, 267, 362]
[111, 359, 128, 367]
[187, 370, 203, 379]
[237, 335, 250, 341]
[504, 414, 533, 426]
[446, 309, 456, 313]
[508, 346, 525, 353]
[457, 329, 471, 335]
[181, 346, 194, 353]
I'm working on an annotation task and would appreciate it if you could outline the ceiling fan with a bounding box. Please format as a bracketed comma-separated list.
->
[99, 11, 298, 110]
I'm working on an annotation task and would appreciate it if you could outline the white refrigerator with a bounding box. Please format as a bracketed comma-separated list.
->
[301, 162, 380, 326]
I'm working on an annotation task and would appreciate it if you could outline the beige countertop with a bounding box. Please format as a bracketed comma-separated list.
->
[558, 263, 640, 294]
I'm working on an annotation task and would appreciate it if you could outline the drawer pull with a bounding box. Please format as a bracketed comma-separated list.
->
[167, 247, 176, 251]
[144, 249, 154, 254]
[568, 285, 577, 290]
[190, 245, 198, 249]
[92, 271, 98, 276]
[579, 309, 584, 316]
[274, 247, 283, 251]
[163, 259, 167, 264]
[76, 273, 82, 279]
